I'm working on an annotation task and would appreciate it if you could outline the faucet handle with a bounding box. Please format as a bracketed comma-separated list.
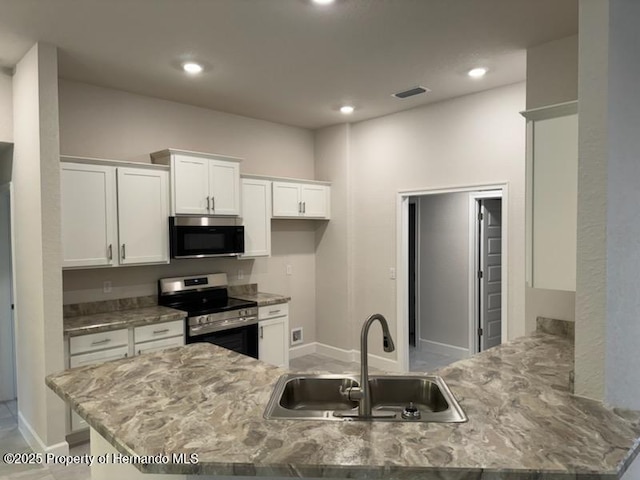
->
[339, 384, 363, 401]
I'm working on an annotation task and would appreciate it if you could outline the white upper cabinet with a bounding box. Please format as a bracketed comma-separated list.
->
[61, 158, 170, 269]
[117, 167, 169, 265]
[522, 102, 578, 291]
[241, 178, 271, 257]
[151, 149, 241, 216]
[172, 154, 209, 215]
[61, 163, 117, 268]
[272, 181, 330, 219]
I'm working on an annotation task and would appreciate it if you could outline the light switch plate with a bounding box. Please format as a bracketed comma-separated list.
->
[103, 281, 112, 294]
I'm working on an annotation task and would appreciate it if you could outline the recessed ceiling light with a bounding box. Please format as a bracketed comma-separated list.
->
[312, 0, 335, 4]
[468, 67, 488, 78]
[182, 62, 203, 74]
[340, 105, 355, 115]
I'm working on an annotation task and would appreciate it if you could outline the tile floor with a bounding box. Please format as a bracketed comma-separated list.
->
[0, 350, 458, 479]
[408, 346, 458, 373]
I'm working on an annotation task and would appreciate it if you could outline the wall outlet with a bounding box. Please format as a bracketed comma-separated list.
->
[389, 267, 396, 280]
[286, 264, 293, 276]
[103, 281, 112, 294]
[238, 269, 244, 280]
[291, 327, 303, 346]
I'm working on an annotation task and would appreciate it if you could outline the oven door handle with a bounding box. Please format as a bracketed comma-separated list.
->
[189, 316, 258, 336]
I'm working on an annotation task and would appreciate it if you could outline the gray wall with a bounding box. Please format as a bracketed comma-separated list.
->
[525, 35, 578, 329]
[314, 82, 526, 361]
[314, 124, 351, 350]
[418, 193, 469, 349]
[59, 79, 319, 346]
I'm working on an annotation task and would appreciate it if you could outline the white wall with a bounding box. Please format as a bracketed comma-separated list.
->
[0, 70, 12, 143]
[526, 35, 578, 110]
[418, 193, 469, 349]
[58, 80, 318, 346]
[314, 83, 526, 361]
[12, 43, 66, 452]
[574, 0, 609, 403]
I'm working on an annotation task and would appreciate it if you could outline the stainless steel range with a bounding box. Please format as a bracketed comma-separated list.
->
[158, 273, 258, 358]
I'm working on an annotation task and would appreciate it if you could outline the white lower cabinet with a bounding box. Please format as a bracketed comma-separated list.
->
[258, 304, 289, 368]
[68, 329, 130, 432]
[66, 320, 184, 434]
[134, 320, 185, 356]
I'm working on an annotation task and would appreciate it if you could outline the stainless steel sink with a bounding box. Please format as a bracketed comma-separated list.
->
[264, 373, 467, 423]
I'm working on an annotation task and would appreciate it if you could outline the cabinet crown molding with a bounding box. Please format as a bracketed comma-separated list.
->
[150, 148, 242, 163]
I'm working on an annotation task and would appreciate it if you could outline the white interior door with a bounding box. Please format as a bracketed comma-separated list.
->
[480, 199, 502, 351]
[0, 186, 15, 401]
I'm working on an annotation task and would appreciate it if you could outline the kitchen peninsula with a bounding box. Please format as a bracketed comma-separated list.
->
[46, 325, 640, 479]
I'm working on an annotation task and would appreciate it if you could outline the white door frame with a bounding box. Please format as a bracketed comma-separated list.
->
[468, 191, 503, 356]
[396, 183, 509, 372]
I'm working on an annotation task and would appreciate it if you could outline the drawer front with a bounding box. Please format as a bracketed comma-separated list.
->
[135, 336, 185, 356]
[134, 320, 184, 343]
[69, 329, 129, 355]
[69, 345, 129, 368]
[258, 303, 288, 320]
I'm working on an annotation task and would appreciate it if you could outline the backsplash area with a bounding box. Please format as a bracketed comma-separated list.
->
[63, 295, 158, 317]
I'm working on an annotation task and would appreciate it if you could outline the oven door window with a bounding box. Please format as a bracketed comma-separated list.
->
[187, 323, 258, 359]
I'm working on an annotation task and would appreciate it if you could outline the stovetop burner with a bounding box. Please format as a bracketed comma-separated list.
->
[157, 272, 257, 316]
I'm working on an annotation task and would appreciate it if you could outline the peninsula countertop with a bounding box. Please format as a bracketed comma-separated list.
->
[46, 333, 640, 478]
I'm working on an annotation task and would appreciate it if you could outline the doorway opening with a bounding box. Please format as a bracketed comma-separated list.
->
[0, 182, 16, 404]
[469, 192, 503, 354]
[397, 184, 508, 373]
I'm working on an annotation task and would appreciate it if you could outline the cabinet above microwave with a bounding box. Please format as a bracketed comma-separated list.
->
[151, 149, 241, 217]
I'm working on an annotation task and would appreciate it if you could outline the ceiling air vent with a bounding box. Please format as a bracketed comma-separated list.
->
[392, 86, 430, 99]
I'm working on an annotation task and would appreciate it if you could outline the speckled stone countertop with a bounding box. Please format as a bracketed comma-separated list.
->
[228, 283, 290, 307]
[46, 333, 640, 479]
[63, 306, 187, 337]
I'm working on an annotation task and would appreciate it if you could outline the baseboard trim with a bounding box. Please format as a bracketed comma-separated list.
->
[289, 342, 317, 359]
[18, 412, 69, 456]
[419, 339, 470, 359]
[351, 349, 400, 372]
[315, 343, 353, 363]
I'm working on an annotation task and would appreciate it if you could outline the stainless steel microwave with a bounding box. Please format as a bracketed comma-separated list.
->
[169, 217, 244, 259]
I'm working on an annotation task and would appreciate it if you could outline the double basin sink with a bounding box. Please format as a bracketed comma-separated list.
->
[264, 373, 467, 423]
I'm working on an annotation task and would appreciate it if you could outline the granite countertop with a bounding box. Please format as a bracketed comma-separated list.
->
[63, 306, 188, 337]
[46, 332, 640, 479]
[231, 292, 291, 307]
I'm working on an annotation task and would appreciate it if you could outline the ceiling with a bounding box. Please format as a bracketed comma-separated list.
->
[0, 0, 577, 129]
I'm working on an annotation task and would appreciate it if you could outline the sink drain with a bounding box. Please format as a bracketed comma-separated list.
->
[401, 402, 421, 420]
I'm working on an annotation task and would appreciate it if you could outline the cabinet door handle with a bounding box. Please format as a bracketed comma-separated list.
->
[206, 196, 210, 211]
[138, 350, 141, 355]
[268, 309, 280, 315]
[298, 201, 302, 213]
[121, 244, 126, 259]
[212, 196, 215, 212]
[303, 202, 306, 214]
[91, 338, 111, 346]
[153, 328, 170, 335]
[260, 326, 264, 339]
[107, 244, 112, 260]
